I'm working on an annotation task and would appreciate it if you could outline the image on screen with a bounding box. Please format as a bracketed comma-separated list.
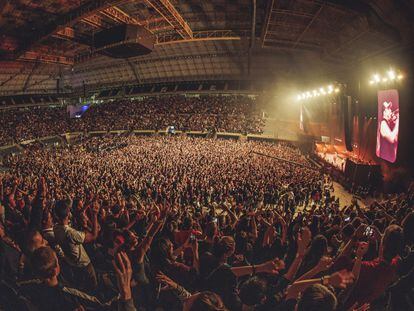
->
[67, 104, 90, 119]
[376, 89, 399, 163]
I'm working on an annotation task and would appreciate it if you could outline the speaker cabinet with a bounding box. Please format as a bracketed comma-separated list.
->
[93, 24, 155, 58]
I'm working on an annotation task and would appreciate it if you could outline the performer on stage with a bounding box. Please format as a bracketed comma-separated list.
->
[376, 101, 399, 163]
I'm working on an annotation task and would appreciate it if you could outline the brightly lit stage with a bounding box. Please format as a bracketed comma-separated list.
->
[314, 142, 382, 190]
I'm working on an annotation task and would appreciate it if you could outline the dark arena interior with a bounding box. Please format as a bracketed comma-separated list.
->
[1, 1, 414, 310]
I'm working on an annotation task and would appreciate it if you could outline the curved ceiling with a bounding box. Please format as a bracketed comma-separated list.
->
[0, 0, 413, 95]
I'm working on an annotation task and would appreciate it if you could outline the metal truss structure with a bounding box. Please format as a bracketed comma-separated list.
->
[144, 0, 192, 39]
[156, 30, 248, 45]
[0, 0, 411, 95]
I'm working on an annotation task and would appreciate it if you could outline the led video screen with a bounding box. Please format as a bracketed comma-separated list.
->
[67, 104, 90, 119]
[376, 89, 399, 163]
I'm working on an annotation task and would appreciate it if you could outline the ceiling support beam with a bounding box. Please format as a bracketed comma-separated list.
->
[0, 76, 16, 88]
[82, 15, 106, 28]
[248, 0, 257, 76]
[322, 16, 370, 56]
[14, 0, 130, 57]
[260, 0, 274, 47]
[271, 9, 314, 19]
[75, 30, 246, 63]
[156, 30, 246, 45]
[22, 62, 41, 92]
[52, 27, 92, 47]
[143, 0, 193, 39]
[292, 3, 325, 49]
[0, 63, 30, 88]
[26, 73, 59, 90]
[100, 6, 143, 26]
[18, 51, 74, 66]
[53, 27, 76, 40]
[263, 38, 321, 51]
[328, 30, 368, 55]
[125, 59, 141, 84]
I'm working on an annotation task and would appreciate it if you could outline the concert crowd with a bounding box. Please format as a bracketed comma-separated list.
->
[0, 95, 264, 146]
[0, 134, 413, 311]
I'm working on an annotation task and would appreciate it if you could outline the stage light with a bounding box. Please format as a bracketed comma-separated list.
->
[369, 69, 405, 86]
[388, 70, 396, 80]
[298, 83, 341, 101]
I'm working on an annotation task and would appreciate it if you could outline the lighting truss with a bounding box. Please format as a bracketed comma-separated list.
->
[296, 83, 341, 101]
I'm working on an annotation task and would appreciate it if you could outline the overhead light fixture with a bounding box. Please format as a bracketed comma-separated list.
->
[297, 83, 341, 101]
[369, 68, 405, 86]
[388, 70, 396, 80]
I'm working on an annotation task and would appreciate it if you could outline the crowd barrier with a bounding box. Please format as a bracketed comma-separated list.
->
[216, 132, 241, 140]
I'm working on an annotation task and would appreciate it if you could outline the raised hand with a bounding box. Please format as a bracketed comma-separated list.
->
[91, 198, 100, 215]
[316, 256, 333, 272]
[38, 176, 47, 198]
[258, 258, 285, 274]
[156, 272, 178, 290]
[328, 269, 354, 289]
[356, 242, 369, 259]
[112, 252, 133, 300]
[160, 201, 170, 219]
[297, 227, 311, 256]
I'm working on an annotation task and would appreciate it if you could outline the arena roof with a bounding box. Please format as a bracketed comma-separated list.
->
[0, 0, 413, 95]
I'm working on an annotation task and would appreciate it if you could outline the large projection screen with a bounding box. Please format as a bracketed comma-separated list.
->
[376, 89, 399, 163]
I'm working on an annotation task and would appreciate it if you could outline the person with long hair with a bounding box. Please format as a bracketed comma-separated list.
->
[376, 101, 399, 162]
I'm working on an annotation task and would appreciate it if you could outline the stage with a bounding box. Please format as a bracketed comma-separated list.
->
[314, 142, 382, 192]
